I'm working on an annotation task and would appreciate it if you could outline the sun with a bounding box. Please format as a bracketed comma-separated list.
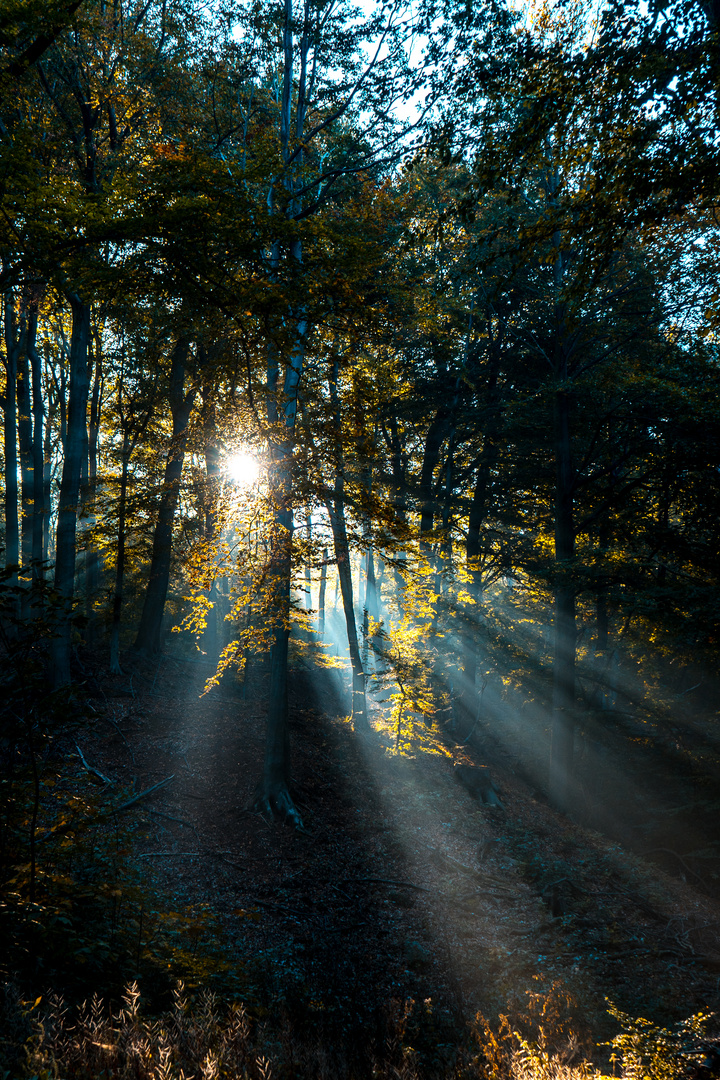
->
[226, 451, 260, 486]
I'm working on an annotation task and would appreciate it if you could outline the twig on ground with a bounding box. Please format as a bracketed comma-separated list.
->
[139, 851, 205, 858]
[115, 775, 175, 812]
[137, 849, 246, 873]
[75, 743, 113, 786]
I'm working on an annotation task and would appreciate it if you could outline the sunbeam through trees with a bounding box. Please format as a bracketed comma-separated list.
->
[1, 0, 720, 1074]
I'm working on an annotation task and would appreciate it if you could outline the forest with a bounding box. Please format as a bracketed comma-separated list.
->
[1, 0, 720, 1075]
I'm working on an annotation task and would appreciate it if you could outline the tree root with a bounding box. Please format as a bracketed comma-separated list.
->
[250, 784, 305, 830]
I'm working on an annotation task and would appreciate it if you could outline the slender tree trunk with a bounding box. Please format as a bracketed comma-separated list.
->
[304, 513, 312, 610]
[201, 390, 221, 662]
[592, 520, 610, 705]
[85, 337, 102, 619]
[28, 325, 45, 587]
[419, 410, 446, 559]
[253, 321, 307, 823]
[50, 294, 91, 689]
[258, 484, 296, 816]
[253, 0, 318, 823]
[17, 339, 35, 584]
[460, 348, 500, 724]
[327, 494, 368, 731]
[109, 438, 130, 675]
[364, 545, 379, 674]
[365, 547, 378, 623]
[133, 339, 193, 657]
[16, 300, 39, 617]
[3, 295, 20, 584]
[549, 385, 576, 812]
[42, 387, 55, 566]
[386, 413, 408, 612]
[325, 358, 368, 732]
[252, 228, 307, 824]
[318, 547, 328, 635]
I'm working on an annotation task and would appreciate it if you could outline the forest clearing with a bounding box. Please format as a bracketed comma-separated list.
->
[2, 0, 720, 1074]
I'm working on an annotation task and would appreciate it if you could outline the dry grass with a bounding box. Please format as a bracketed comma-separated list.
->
[7, 979, 716, 1080]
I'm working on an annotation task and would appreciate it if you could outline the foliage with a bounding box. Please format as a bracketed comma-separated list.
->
[0, 582, 246, 1009]
[5, 976, 717, 1079]
[604, 1003, 717, 1080]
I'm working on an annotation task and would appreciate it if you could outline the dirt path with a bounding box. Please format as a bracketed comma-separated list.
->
[86, 655, 720, 1058]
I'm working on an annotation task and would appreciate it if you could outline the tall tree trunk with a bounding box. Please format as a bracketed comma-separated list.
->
[318, 547, 328, 635]
[28, 323, 45, 587]
[325, 358, 368, 732]
[365, 547, 378, 623]
[133, 339, 193, 656]
[327, 493, 368, 731]
[386, 413, 408, 612]
[252, 216, 307, 824]
[2, 294, 20, 586]
[364, 544, 379, 674]
[253, 0, 316, 823]
[253, 307, 307, 824]
[257, 480, 297, 817]
[50, 294, 91, 689]
[109, 437, 130, 675]
[304, 513, 312, 610]
[85, 335, 102, 618]
[419, 409, 447, 558]
[42, 386, 55, 566]
[460, 346, 500, 724]
[201, 389, 221, 661]
[547, 212, 576, 812]
[549, 385, 576, 812]
[17, 328, 35, 583]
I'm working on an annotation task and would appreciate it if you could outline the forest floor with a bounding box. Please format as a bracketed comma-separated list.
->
[80, 648, 720, 1066]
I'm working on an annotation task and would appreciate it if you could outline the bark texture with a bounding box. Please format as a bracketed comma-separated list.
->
[133, 339, 193, 657]
[50, 294, 91, 689]
[549, 385, 576, 812]
[3, 295, 20, 582]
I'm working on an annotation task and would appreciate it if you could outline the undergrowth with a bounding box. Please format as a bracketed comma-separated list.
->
[2, 979, 717, 1080]
[0, 597, 247, 1010]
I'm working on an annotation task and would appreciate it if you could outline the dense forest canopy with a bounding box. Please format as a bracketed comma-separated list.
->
[1, 0, 720, 1072]
[3, 0, 717, 793]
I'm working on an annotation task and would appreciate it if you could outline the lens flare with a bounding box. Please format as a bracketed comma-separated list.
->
[226, 451, 260, 486]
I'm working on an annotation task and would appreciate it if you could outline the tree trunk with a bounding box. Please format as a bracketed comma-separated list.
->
[304, 513, 313, 610]
[3, 294, 20, 586]
[17, 331, 35, 583]
[256, 487, 298, 820]
[42, 385, 55, 566]
[364, 544, 379, 674]
[28, 325, 45, 587]
[460, 348, 500, 725]
[253, 340, 307, 823]
[109, 437, 130, 675]
[327, 493, 368, 731]
[252, 221, 307, 824]
[419, 409, 447, 558]
[318, 547, 328, 635]
[386, 413, 408, 612]
[201, 390, 221, 662]
[50, 294, 91, 689]
[549, 386, 576, 812]
[326, 356, 368, 731]
[133, 338, 193, 657]
[85, 336, 102, 619]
